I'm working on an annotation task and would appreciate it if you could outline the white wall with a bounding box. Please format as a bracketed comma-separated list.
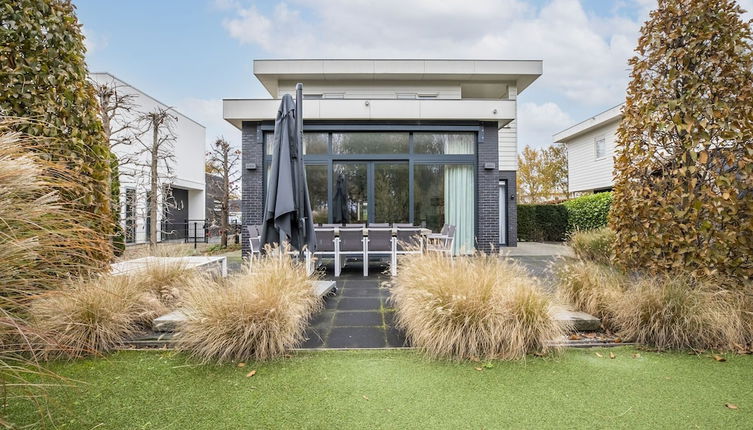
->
[90, 73, 206, 243]
[565, 119, 619, 193]
[277, 80, 463, 99]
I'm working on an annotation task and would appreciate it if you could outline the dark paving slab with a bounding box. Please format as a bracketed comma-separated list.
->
[334, 311, 383, 327]
[340, 287, 381, 297]
[327, 327, 386, 348]
[337, 296, 382, 311]
[301, 328, 326, 348]
[508, 256, 562, 292]
[386, 328, 407, 347]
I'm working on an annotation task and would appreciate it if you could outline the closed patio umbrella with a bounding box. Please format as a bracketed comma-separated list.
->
[332, 173, 348, 224]
[260, 87, 316, 254]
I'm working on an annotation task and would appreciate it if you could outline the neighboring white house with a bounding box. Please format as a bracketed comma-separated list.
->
[224, 59, 543, 252]
[90, 72, 206, 244]
[554, 103, 624, 194]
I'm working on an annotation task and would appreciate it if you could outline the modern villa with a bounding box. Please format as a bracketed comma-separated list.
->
[91, 73, 207, 244]
[223, 59, 543, 255]
[554, 103, 624, 195]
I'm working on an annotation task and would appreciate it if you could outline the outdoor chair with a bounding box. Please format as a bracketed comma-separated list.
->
[394, 227, 424, 271]
[426, 224, 456, 257]
[246, 225, 262, 259]
[364, 227, 394, 276]
[313, 227, 337, 268]
[335, 227, 367, 277]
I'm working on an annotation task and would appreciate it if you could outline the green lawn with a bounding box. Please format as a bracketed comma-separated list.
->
[7, 347, 753, 429]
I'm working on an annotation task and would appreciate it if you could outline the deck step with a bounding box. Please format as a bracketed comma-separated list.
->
[553, 307, 601, 332]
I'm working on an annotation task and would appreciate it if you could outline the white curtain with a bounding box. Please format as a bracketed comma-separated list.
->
[443, 134, 475, 254]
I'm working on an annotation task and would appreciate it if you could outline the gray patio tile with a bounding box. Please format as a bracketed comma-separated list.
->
[326, 327, 386, 348]
[337, 297, 381, 311]
[333, 311, 383, 327]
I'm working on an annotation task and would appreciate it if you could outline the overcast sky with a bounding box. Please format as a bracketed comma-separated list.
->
[75, 0, 752, 152]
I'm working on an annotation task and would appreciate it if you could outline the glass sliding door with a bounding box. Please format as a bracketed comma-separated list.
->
[305, 164, 328, 224]
[374, 162, 409, 223]
[333, 162, 368, 224]
[414, 163, 474, 254]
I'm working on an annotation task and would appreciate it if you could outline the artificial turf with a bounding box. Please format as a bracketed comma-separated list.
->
[6, 347, 753, 429]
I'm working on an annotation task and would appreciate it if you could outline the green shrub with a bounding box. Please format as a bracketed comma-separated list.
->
[568, 228, 616, 265]
[563, 192, 612, 233]
[1, 0, 114, 265]
[517, 204, 568, 242]
[389, 252, 565, 360]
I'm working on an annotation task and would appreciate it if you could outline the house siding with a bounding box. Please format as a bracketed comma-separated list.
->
[566, 119, 619, 193]
[498, 119, 517, 171]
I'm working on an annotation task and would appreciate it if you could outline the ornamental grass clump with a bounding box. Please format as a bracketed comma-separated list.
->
[389, 252, 565, 360]
[568, 227, 615, 265]
[555, 260, 626, 330]
[129, 262, 204, 325]
[612, 274, 744, 351]
[29, 275, 142, 359]
[176, 250, 321, 363]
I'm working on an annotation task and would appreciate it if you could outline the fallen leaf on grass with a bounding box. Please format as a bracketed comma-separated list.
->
[237, 362, 246, 368]
[632, 353, 641, 359]
[713, 355, 726, 362]
[474, 367, 483, 371]
[595, 352, 604, 358]
[725, 404, 738, 410]
[362, 395, 369, 400]
[613, 338, 622, 343]
[609, 352, 616, 359]
[246, 370, 257, 378]
[568, 334, 582, 341]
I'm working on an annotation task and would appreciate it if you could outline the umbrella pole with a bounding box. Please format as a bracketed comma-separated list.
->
[296, 83, 305, 260]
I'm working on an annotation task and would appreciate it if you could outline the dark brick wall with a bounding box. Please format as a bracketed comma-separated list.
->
[500, 170, 518, 247]
[241, 121, 263, 257]
[476, 122, 500, 252]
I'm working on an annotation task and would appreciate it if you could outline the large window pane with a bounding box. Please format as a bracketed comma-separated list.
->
[374, 162, 409, 223]
[304, 133, 328, 154]
[414, 164, 474, 254]
[332, 132, 409, 154]
[413, 132, 475, 154]
[264, 132, 274, 156]
[305, 165, 328, 224]
[332, 163, 368, 224]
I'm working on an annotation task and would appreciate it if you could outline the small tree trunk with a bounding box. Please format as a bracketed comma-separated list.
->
[149, 124, 159, 248]
[221, 148, 230, 248]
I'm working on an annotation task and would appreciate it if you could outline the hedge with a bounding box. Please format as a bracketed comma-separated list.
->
[563, 192, 612, 232]
[518, 204, 568, 242]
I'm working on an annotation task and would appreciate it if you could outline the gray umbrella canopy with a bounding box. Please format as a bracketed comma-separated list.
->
[260, 94, 316, 253]
[332, 173, 348, 224]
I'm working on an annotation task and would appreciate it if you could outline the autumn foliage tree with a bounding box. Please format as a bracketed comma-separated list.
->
[611, 0, 753, 280]
[517, 144, 569, 203]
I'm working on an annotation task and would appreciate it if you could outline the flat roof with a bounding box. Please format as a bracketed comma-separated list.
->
[553, 103, 624, 143]
[253, 59, 543, 97]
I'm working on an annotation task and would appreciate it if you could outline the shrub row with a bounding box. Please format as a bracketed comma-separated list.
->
[563, 192, 612, 233]
[518, 204, 568, 241]
[518, 192, 612, 242]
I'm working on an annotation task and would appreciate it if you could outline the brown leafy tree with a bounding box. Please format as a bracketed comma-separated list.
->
[206, 138, 241, 248]
[517, 145, 569, 203]
[611, 0, 753, 279]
